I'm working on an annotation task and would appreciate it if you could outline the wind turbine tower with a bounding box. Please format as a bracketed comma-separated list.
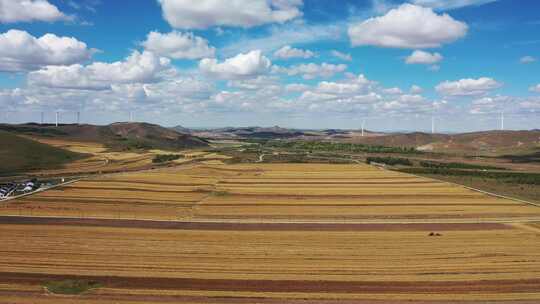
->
[500, 112, 505, 131]
[55, 112, 59, 127]
[76, 111, 81, 125]
[431, 116, 435, 134]
[361, 119, 366, 137]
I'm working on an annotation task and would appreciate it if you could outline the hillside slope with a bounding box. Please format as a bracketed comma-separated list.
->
[0, 123, 210, 151]
[347, 130, 540, 155]
[0, 131, 86, 175]
[107, 122, 209, 150]
[350, 132, 451, 147]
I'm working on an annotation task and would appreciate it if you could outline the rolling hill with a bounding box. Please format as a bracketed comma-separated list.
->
[0, 122, 210, 151]
[0, 130, 86, 175]
[188, 126, 381, 140]
[349, 130, 540, 155]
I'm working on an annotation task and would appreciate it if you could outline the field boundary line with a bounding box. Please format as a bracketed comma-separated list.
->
[0, 214, 540, 224]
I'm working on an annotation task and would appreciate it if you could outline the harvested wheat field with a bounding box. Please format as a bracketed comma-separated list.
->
[3, 163, 540, 221]
[1, 163, 540, 303]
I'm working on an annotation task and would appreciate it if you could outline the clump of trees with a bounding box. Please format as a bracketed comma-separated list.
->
[152, 154, 183, 163]
[263, 140, 419, 154]
[366, 157, 412, 166]
[420, 161, 505, 171]
[399, 168, 540, 185]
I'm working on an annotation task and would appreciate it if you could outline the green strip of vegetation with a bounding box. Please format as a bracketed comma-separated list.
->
[152, 154, 183, 163]
[366, 157, 412, 166]
[45, 279, 102, 295]
[212, 190, 230, 196]
[420, 161, 506, 170]
[398, 168, 540, 185]
[261, 140, 420, 154]
[501, 151, 540, 164]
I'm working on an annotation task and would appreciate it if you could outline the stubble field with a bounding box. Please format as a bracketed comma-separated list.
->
[1, 163, 540, 303]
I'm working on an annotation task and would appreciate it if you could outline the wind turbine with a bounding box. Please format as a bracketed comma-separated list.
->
[500, 111, 505, 131]
[55, 111, 59, 127]
[361, 119, 366, 137]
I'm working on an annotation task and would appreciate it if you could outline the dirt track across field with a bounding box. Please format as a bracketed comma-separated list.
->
[0, 216, 513, 231]
[2, 272, 540, 294]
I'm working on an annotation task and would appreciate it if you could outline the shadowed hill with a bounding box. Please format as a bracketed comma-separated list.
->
[0, 130, 86, 175]
[0, 122, 210, 151]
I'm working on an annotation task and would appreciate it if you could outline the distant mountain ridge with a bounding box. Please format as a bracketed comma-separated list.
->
[4, 122, 537, 155]
[179, 125, 540, 155]
[186, 126, 381, 140]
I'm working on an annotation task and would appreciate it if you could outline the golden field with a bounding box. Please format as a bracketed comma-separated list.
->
[3, 163, 540, 221]
[0, 222, 540, 302]
[1, 163, 540, 303]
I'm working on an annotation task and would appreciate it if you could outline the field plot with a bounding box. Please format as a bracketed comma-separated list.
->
[198, 164, 540, 221]
[0, 221, 540, 302]
[2, 163, 540, 303]
[0, 171, 216, 220]
[2, 163, 540, 221]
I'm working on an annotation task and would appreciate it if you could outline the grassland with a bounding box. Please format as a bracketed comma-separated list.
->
[1, 163, 540, 303]
[0, 131, 86, 176]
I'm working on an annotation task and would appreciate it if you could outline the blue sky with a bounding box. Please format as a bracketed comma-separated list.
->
[0, 0, 539, 131]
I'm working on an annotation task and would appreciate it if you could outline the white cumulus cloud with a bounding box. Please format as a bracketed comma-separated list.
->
[405, 50, 443, 64]
[530, 84, 540, 93]
[200, 50, 272, 80]
[276, 62, 347, 79]
[348, 4, 468, 49]
[0, 0, 70, 23]
[274, 45, 315, 59]
[157, 0, 303, 29]
[410, 85, 423, 94]
[436, 77, 502, 97]
[520, 56, 537, 64]
[331, 50, 352, 61]
[142, 31, 215, 60]
[411, 0, 498, 10]
[28, 51, 171, 90]
[0, 29, 96, 72]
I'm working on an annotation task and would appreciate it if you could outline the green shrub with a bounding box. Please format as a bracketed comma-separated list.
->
[45, 279, 102, 295]
[152, 154, 183, 163]
[366, 157, 412, 166]
[420, 161, 505, 170]
[262, 140, 420, 154]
